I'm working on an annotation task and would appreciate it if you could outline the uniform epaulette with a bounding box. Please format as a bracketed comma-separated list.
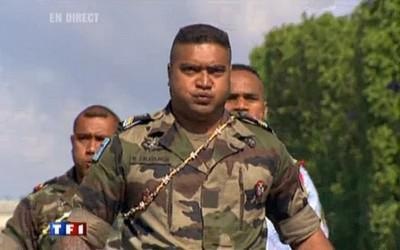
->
[234, 111, 274, 134]
[119, 113, 153, 131]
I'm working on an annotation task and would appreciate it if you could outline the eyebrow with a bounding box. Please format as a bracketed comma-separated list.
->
[243, 93, 260, 98]
[228, 92, 259, 97]
[179, 63, 227, 72]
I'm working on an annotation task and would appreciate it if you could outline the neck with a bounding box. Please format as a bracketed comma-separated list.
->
[72, 167, 82, 184]
[173, 109, 225, 135]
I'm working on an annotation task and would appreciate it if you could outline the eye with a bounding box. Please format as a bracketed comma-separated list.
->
[75, 134, 91, 144]
[244, 94, 260, 101]
[226, 94, 238, 100]
[95, 136, 106, 142]
[206, 65, 226, 76]
[180, 64, 201, 75]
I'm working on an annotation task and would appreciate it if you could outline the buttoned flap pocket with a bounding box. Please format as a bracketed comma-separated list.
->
[240, 159, 274, 224]
[126, 152, 175, 229]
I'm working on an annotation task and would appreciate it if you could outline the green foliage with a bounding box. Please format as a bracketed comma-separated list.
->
[358, 1, 400, 248]
[250, 0, 399, 249]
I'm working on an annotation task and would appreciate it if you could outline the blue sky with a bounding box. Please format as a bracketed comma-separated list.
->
[0, 0, 361, 198]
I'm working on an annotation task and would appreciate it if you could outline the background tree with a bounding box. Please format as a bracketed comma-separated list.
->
[250, 0, 399, 248]
[355, 0, 400, 249]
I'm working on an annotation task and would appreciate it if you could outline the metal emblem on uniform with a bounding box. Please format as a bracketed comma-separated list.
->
[92, 137, 111, 162]
[142, 137, 162, 151]
[243, 137, 256, 148]
[142, 188, 152, 204]
[254, 180, 266, 199]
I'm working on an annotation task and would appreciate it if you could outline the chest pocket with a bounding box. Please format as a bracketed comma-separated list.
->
[127, 151, 175, 229]
[239, 157, 274, 225]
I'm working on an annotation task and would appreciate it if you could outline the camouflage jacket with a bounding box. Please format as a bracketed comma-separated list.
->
[1, 168, 78, 250]
[68, 106, 320, 249]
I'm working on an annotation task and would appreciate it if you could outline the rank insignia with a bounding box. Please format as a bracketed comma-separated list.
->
[121, 114, 152, 131]
[122, 116, 135, 129]
[254, 180, 266, 199]
[92, 137, 111, 162]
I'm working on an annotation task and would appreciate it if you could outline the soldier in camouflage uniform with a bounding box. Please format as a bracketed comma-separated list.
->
[0, 105, 120, 249]
[225, 64, 329, 249]
[55, 24, 333, 249]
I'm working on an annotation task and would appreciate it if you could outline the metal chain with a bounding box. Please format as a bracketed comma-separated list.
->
[122, 115, 236, 220]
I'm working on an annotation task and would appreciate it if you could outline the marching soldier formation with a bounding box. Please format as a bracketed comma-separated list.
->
[1, 24, 333, 250]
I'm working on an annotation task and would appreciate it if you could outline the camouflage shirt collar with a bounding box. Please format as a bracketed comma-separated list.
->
[65, 167, 80, 186]
[146, 105, 256, 143]
[227, 112, 256, 139]
[146, 103, 175, 138]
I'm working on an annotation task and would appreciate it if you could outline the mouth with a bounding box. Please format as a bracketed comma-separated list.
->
[85, 161, 92, 168]
[192, 93, 213, 104]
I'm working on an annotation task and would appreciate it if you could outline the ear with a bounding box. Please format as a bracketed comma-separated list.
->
[167, 63, 172, 80]
[70, 134, 75, 145]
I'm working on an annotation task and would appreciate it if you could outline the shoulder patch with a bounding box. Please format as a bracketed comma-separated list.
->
[119, 113, 152, 131]
[234, 111, 274, 134]
[92, 137, 111, 163]
[33, 183, 46, 193]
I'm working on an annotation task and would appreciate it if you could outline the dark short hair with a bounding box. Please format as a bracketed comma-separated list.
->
[231, 63, 262, 80]
[73, 105, 120, 132]
[170, 23, 231, 62]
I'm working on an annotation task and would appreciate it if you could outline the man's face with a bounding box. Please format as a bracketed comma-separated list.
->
[168, 43, 230, 121]
[71, 116, 117, 182]
[225, 69, 267, 120]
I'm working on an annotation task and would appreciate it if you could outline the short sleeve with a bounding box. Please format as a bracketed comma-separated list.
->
[266, 142, 320, 245]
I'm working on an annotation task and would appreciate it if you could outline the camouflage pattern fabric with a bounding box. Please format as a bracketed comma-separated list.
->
[69, 105, 320, 249]
[1, 168, 78, 250]
[266, 165, 329, 249]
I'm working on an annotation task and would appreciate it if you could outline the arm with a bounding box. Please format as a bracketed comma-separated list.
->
[0, 231, 25, 250]
[299, 166, 329, 237]
[56, 136, 126, 249]
[292, 228, 333, 250]
[266, 141, 333, 247]
[1, 198, 37, 249]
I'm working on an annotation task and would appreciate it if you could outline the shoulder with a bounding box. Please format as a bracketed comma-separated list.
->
[29, 171, 77, 203]
[119, 112, 156, 132]
[92, 109, 169, 165]
[233, 111, 274, 134]
[232, 112, 280, 146]
[118, 109, 168, 142]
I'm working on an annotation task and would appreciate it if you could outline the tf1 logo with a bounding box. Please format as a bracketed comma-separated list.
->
[49, 222, 87, 236]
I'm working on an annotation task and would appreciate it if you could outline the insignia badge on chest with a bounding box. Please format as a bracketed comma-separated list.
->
[254, 180, 266, 200]
[243, 137, 256, 148]
[142, 137, 162, 150]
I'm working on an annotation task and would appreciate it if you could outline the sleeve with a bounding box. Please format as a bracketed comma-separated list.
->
[1, 198, 38, 250]
[299, 166, 330, 237]
[266, 142, 320, 246]
[68, 135, 127, 248]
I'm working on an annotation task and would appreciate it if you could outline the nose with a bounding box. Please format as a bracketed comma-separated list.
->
[237, 97, 248, 110]
[233, 97, 249, 112]
[86, 139, 97, 155]
[195, 70, 212, 89]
